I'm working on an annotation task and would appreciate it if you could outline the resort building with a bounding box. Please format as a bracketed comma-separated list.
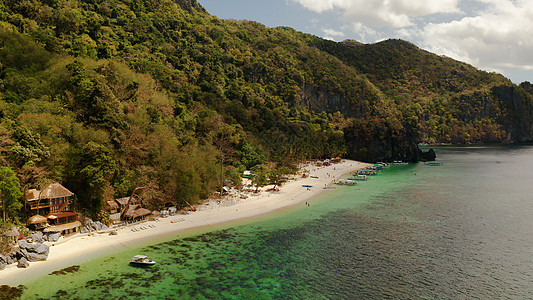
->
[123, 204, 151, 222]
[105, 200, 119, 214]
[105, 195, 145, 224]
[25, 183, 81, 235]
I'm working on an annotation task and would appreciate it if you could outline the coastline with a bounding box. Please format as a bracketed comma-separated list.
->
[0, 159, 371, 286]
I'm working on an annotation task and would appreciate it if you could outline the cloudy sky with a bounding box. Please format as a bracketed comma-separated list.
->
[198, 0, 533, 84]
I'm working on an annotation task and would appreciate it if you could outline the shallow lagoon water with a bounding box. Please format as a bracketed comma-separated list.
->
[20, 145, 533, 299]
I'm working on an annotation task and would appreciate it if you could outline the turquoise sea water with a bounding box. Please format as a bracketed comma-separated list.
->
[17, 145, 533, 299]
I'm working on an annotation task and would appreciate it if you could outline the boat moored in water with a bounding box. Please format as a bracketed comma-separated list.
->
[130, 255, 156, 266]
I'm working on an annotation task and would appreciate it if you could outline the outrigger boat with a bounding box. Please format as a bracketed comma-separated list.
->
[347, 175, 368, 181]
[355, 169, 377, 176]
[424, 161, 442, 166]
[130, 255, 156, 266]
[336, 179, 357, 185]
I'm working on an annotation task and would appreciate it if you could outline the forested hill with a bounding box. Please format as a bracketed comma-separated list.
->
[1, 0, 533, 216]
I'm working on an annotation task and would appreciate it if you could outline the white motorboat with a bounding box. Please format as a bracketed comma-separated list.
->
[130, 255, 156, 266]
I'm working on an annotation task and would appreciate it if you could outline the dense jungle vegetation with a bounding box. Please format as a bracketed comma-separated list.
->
[0, 0, 533, 220]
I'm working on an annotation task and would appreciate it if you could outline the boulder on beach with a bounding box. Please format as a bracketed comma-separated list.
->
[81, 220, 108, 232]
[6, 254, 17, 265]
[0, 254, 6, 270]
[47, 232, 61, 242]
[18, 239, 37, 251]
[31, 231, 44, 243]
[18, 248, 48, 262]
[98, 222, 109, 231]
[17, 240, 50, 262]
[17, 257, 29, 268]
[35, 243, 49, 256]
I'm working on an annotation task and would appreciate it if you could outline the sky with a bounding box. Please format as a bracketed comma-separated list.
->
[197, 0, 533, 84]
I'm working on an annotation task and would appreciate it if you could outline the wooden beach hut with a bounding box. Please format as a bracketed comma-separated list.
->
[105, 200, 119, 214]
[123, 204, 151, 222]
[25, 183, 81, 235]
[109, 212, 122, 224]
[43, 212, 81, 235]
[25, 183, 74, 217]
[27, 214, 47, 230]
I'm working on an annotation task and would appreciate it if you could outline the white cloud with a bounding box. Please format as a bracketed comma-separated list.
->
[322, 28, 346, 40]
[419, 0, 533, 72]
[350, 22, 384, 43]
[290, 0, 349, 13]
[290, 0, 533, 82]
[291, 0, 461, 28]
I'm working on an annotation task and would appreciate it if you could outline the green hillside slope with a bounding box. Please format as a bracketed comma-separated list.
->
[0, 0, 532, 217]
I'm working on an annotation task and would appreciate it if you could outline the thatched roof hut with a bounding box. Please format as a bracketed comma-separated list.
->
[43, 221, 81, 234]
[25, 183, 74, 201]
[106, 201, 119, 210]
[27, 214, 47, 225]
[116, 195, 140, 208]
[131, 208, 151, 219]
[123, 204, 151, 220]
[115, 197, 130, 207]
[109, 212, 121, 223]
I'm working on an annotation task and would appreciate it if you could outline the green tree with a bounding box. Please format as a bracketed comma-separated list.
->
[238, 142, 267, 169]
[66, 142, 116, 218]
[0, 166, 22, 222]
[267, 166, 292, 190]
[251, 164, 267, 192]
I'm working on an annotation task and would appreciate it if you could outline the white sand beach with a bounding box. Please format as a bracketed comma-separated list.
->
[0, 159, 370, 286]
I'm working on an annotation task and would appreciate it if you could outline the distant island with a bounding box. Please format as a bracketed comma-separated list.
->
[1, 0, 533, 260]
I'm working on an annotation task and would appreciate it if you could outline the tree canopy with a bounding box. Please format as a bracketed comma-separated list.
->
[0, 166, 22, 222]
[0, 0, 532, 218]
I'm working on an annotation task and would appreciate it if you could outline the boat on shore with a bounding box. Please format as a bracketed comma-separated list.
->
[130, 255, 156, 266]
[347, 175, 368, 181]
[336, 179, 357, 186]
[355, 169, 377, 176]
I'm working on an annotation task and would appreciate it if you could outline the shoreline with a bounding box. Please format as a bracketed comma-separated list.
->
[0, 159, 371, 286]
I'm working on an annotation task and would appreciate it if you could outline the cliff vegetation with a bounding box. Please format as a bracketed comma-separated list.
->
[0, 0, 532, 219]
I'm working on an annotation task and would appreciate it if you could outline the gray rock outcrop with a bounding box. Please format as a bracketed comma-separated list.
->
[0, 254, 6, 270]
[19, 249, 48, 262]
[31, 231, 44, 243]
[6, 254, 16, 265]
[17, 257, 29, 268]
[47, 232, 61, 242]
[35, 243, 50, 256]
[17, 240, 50, 262]
[82, 220, 109, 232]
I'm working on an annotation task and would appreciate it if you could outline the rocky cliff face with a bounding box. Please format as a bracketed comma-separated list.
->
[343, 119, 426, 162]
[492, 85, 533, 142]
[299, 84, 428, 162]
[299, 85, 349, 115]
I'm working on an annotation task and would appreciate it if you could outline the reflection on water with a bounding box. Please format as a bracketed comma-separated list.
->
[21, 145, 533, 299]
